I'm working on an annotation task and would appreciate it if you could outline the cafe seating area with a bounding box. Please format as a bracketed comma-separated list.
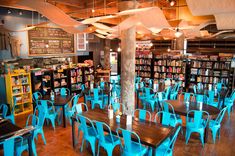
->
[1, 75, 235, 156]
[0, 0, 235, 155]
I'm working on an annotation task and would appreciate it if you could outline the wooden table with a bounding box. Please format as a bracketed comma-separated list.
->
[42, 95, 73, 128]
[165, 100, 220, 142]
[71, 109, 175, 155]
[0, 119, 33, 156]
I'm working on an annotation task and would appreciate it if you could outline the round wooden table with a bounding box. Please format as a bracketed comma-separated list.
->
[165, 100, 220, 143]
[165, 100, 220, 117]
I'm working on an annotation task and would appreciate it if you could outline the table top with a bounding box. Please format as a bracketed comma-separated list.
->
[76, 109, 174, 148]
[0, 119, 22, 141]
[42, 94, 73, 106]
[165, 100, 220, 117]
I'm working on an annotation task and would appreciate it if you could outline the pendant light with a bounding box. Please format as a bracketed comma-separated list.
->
[174, 0, 182, 38]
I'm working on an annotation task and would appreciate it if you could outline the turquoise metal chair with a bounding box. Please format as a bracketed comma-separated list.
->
[164, 86, 172, 100]
[162, 102, 182, 127]
[60, 87, 70, 96]
[209, 107, 227, 143]
[65, 94, 80, 125]
[180, 92, 195, 102]
[16, 114, 39, 156]
[82, 84, 93, 104]
[73, 102, 89, 142]
[195, 94, 206, 103]
[185, 110, 209, 147]
[139, 87, 155, 110]
[5, 97, 16, 124]
[207, 90, 219, 108]
[116, 128, 151, 156]
[77, 115, 97, 156]
[32, 92, 42, 110]
[38, 100, 58, 130]
[224, 89, 235, 119]
[91, 88, 103, 109]
[34, 106, 47, 145]
[216, 82, 227, 93]
[110, 96, 120, 113]
[0, 104, 8, 118]
[170, 82, 181, 100]
[95, 121, 121, 156]
[134, 109, 151, 121]
[156, 92, 166, 110]
[154, 111, 177, 127]
[155, 124, 181, 156]
[0, 135, 24, 156]
[147, 79, 153, 88]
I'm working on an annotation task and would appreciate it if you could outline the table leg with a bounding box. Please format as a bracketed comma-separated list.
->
[27, 134, 33, 156]
[152, 147, 155, 156]
[72, 118, 77, 148]
[137, 90, 139, 109]
[63, 106, 66, 128]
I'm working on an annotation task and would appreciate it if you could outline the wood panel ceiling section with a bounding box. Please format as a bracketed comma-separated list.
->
[0, 0, 177, 20]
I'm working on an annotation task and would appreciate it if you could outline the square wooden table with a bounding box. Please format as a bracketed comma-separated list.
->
[71, 109, 175, 156]
[42, 95, 73, 128]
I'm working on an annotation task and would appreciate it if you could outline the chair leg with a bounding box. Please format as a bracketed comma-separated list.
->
[89, 139, 96, 156]
[211, 128, 218, 144]
[106, 147, 114, 156]
[81, 139, 85, 152]
[40, 130, 47, 145]
[185, 130, 192, 144]
[200, 132, 205, 147]
[97, 143, 100, 156]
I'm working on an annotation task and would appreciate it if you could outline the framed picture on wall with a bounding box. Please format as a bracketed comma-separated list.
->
[76, 33, 86, 51]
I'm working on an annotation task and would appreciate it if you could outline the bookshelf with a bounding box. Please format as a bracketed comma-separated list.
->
[188, 56, 233, 90]
[5, 71, 32, 116]
[135, 54, 153, 79]
[53, 69, 70, 93]
[70, 67, 83, 93]
[31, 69, 53, 95]
[153, 55, 186, 88]
[83, 66, 94, 86]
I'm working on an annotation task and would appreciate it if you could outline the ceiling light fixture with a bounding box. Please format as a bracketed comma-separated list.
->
[175, 28, 182, 38]
[170, 0, 175, 6]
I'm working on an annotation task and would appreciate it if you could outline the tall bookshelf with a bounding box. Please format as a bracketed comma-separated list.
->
[31, 69, 53, 95]
[153, 55, 186, 88]
[188, 56, 233, 90]
[5, 71, 32, 116]
[83, 66, 94, 86]
[135, 54, 152, 79]
[53, 69, 70, 93]
[70, 67, 83, 94]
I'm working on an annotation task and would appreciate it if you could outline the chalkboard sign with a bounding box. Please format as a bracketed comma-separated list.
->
[28, 27, 74, 55]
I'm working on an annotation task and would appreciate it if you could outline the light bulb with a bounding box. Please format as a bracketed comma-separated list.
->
[8, 10, 11, 14]
[175, 28, 182, 38]
[149, 43, 153, 47]
[117, 47, 121, 52]
[92, 9, 95, 13]
[19, 11, 23, 15]
[170, 0, 175, 6]
[167, 47, 171, 52]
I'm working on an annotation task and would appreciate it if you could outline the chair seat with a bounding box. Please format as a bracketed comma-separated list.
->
[98, 134, 121, 147]
[186, 122, 205, 131]
[123, 141, 148, 156]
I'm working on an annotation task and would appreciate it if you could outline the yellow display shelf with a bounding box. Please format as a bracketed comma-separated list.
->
[5, 72, 33, 116]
